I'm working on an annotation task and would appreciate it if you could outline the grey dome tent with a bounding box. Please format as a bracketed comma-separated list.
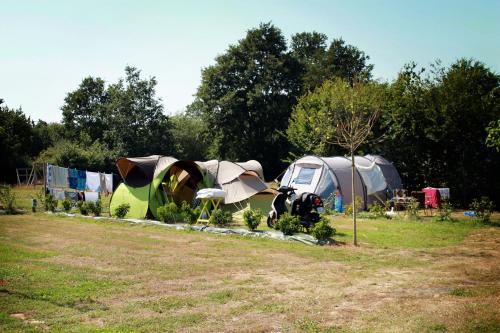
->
[280, 155, 402, 209]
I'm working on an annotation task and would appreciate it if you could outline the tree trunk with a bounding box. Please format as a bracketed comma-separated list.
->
[351, 149, 358, 246]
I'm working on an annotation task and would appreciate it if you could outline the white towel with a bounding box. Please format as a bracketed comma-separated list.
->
[105, 174, 113, 194]
[86, 171, 101, 192]
[84, 191, 99, 202]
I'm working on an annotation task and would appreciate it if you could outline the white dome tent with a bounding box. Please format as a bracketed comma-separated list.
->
[280, 155, 402, 210]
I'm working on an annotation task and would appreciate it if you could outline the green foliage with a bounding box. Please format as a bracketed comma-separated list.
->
[470, 196, 495, 224]
[274, 213, 301, 235]
[345, 196, 364, 216]
[287, 79, 387, 158]
[61, 66, 174, 158]
[243, 208, 263, 231]
[311, 217, 336, 240]
[434, 200, 454, 222]
[179, 201, 198, 224]
[157, 202, 180, 224]
[45, 194, 58, 212]
[368, 202, 386, 218]
[486, 119, 500, 151]
[156, 201, 198, 224]
[404, 198, 420, 220]
[170, 113, 210, 160]
[61, 197, 73, 212]
[376, 59, 500, 207]
[35, 139, 119, 172]
[209, 209, 232, 226]
[114, 203, 131, 219]
[194, 22, 302, 176]
[87, 200, 102, 216]
[290, 33, 373, 91]
[0, 185, 17, 214]
[77, 201, 89, 215]
[0, 101, 38, 182]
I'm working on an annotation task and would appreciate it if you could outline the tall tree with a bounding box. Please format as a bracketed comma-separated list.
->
[325, 39, 373, 84]
[290, 32, 328, 90]
[0, 100, 36, 182]
[170, 112, 210, 160]
[60, 67, 174, 158]
[195, 23, 302, 177]
[104, 66, 173, 157]
[62, 77, 109, 141]
[373, 59, 500, 206]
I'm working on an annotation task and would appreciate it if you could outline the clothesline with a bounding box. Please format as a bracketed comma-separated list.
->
[46, 164, 114, 201]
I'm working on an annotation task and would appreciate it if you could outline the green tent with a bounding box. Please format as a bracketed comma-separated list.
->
[110, 156, 208, 219]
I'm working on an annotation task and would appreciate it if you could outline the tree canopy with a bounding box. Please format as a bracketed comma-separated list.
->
[194, 22, 303, 177]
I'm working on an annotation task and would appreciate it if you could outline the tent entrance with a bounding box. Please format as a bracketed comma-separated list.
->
[160, 162, 204, 206]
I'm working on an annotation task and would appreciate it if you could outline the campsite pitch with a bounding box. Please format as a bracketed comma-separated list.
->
[0, 213, 499, 332]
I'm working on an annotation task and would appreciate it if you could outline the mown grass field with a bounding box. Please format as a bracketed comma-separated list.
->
[1, 187, 499, 332]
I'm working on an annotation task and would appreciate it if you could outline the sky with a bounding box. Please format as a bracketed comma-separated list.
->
[1, 0, 499, 123]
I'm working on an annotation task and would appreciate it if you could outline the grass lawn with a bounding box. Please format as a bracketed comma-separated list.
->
[1, 187, 499, 332]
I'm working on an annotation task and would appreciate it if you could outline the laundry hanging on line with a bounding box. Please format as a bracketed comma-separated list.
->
[86, 171, 101, 192]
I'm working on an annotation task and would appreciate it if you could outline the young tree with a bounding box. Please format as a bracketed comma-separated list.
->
[325, 79, 386, 245]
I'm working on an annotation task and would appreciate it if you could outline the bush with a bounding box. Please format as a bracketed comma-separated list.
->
[243, 208, 263, 231]
[404, 197, 420, 220]
[209, 208, 232, 226]
[157, 202, 179, 223]
[368, 202, 386, 218]
[77, 201, 89, 215]
[114, 203, 130, 218]
[470, 196, 495, 224]
[179, 201, 198, 224]
[45, 194, 58, 212]
[275, 213, 301, 235]
[88, 200, 102, 216]
[61, 197, 73, 212]
[345, 196, 364, 216]
[434, 199, 454, 222]
[311, 217, 336, 240]
[0, 185, 17, 214]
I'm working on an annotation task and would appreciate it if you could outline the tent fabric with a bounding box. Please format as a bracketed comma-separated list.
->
[196, 160, 269, 204]
[355, 162, 387, 195]
[351, 156, 389, 204]
[220, 173, 268, 204]
[116, 155, 161, 187]
[111, 156, 270, 219]
[235, 160, 265, 180]
[281, 155, 402, 210]
[110, 183, 150, 218]
[364, 155, 403, 190]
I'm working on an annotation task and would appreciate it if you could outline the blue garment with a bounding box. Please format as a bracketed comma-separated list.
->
[68, 168, 78, 189]
[77, 170, 86, 191]
[335, 194, 344, 213]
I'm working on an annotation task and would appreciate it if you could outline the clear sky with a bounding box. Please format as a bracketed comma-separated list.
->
[1, 0, 499, 123]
